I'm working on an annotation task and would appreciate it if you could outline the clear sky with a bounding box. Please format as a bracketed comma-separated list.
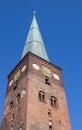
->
[0, 0, 82, 130]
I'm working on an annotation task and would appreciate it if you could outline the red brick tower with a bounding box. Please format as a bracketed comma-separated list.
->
[1, 13, 72, 130]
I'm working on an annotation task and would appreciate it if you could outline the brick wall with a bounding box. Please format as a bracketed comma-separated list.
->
[1, 52, 71, 130]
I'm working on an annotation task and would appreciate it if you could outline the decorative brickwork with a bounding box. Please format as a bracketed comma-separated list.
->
[1, 52, 71, 130]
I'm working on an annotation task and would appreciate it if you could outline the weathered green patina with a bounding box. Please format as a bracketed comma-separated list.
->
[21, 12, 49, 61]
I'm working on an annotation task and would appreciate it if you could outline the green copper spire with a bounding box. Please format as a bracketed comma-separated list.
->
[21, 12, 49, 61]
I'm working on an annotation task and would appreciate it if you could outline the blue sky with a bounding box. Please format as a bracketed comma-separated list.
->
[0, 0, 82, 130]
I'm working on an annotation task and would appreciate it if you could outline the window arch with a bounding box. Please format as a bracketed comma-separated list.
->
[50, 96, 58, 108]
[38, 91, 45, 102]
[48, 109, 52, 117]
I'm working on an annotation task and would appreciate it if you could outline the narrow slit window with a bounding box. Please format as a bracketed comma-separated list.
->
[39, 93, 41, 101]
[12, 114, 14, 120]
[42, 94, 44, 101]
[13, 80, 18, 91]
[17, 93, 21, 104]
[13, 86, 17, 91]
[49, 120, 52, 129]
[48, 110, 52, 117]
[10, 101, 13, 109]
[10, 124, 13, 130]
[45, 76, 50, 85]
[51, 98, 53, 106]
[54, 99, 56, 106]
[49, 125, 52, 129]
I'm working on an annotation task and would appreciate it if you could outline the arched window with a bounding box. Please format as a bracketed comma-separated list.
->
[38, 91, 45, 102]
[50, 96, 58, 108]
[48, 109, 52, 117]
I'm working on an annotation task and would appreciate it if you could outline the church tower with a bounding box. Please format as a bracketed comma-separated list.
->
[1, 12, 71, 130]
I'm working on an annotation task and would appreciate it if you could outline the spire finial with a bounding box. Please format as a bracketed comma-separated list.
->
[33, 11, 36, 16]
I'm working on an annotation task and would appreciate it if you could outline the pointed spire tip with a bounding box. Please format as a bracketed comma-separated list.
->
[21, 11, 49, 61]
[33, 11, 36, 16]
